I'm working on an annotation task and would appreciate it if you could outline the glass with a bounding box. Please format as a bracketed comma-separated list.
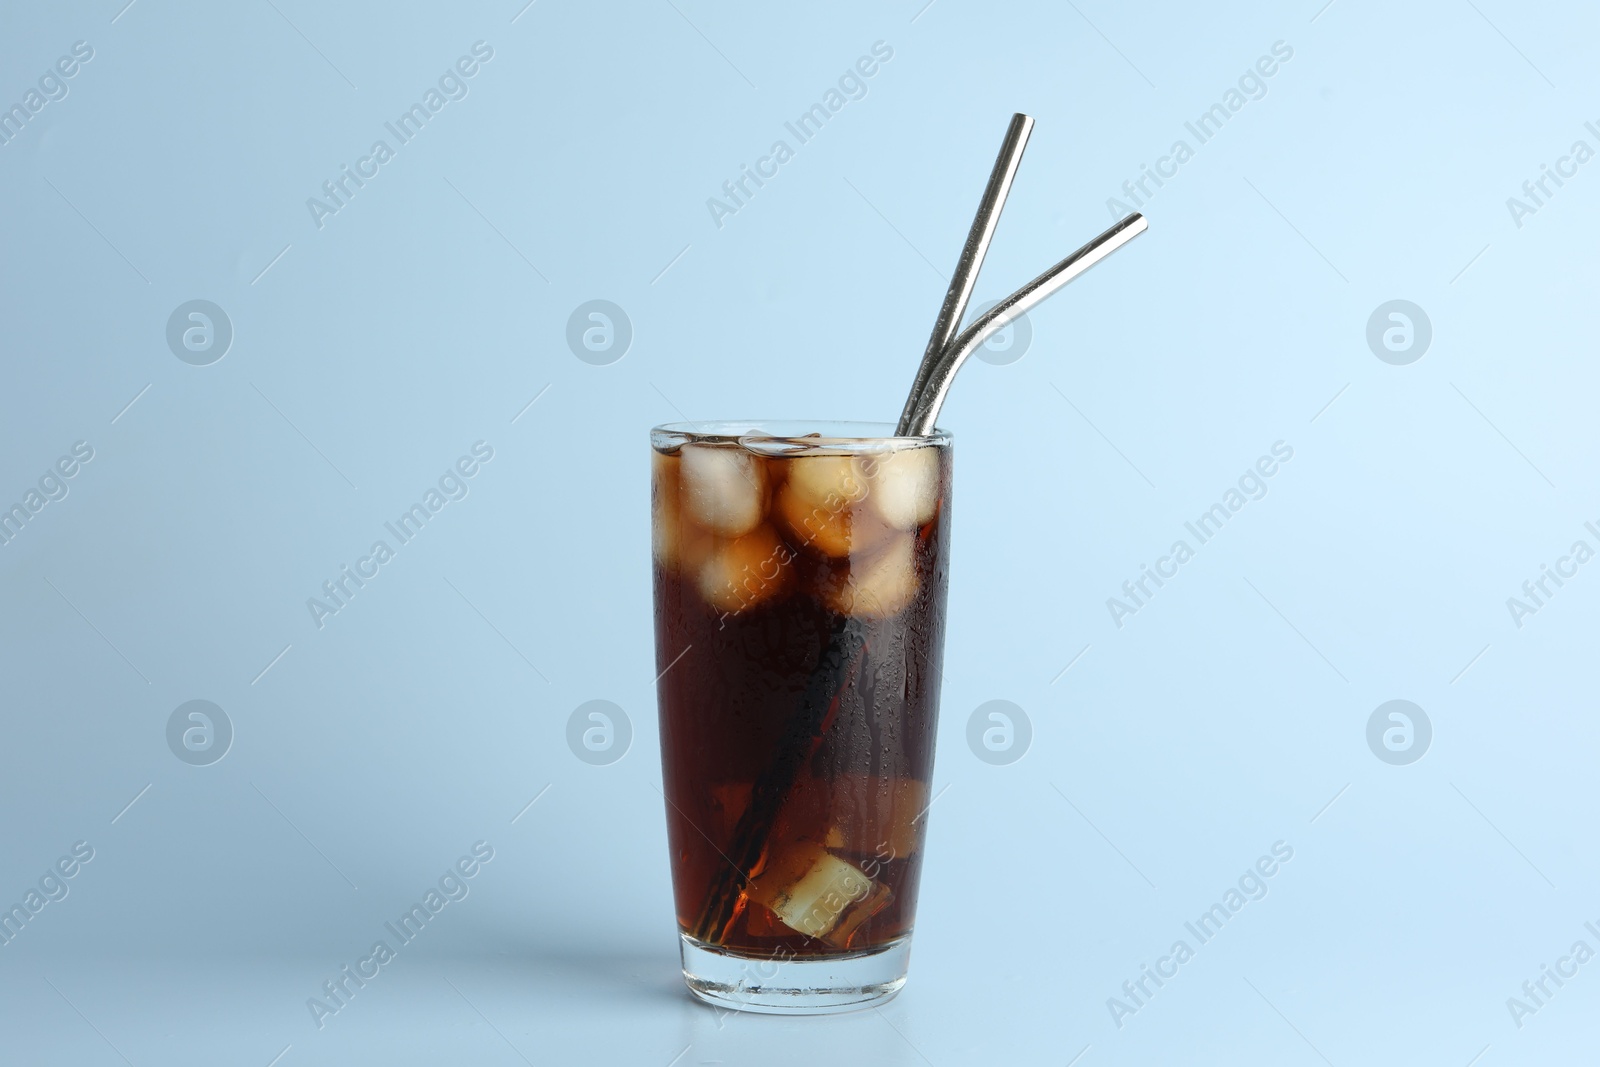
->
[651, 420, 953, 1014]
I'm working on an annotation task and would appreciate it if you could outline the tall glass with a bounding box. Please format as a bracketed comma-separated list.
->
[651, 421, 952, 1014]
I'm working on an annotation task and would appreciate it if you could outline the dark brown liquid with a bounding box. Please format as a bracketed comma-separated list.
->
[653, 440, 950, 958]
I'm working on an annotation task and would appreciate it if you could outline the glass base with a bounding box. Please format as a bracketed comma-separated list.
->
[679, 933, 911, 1015]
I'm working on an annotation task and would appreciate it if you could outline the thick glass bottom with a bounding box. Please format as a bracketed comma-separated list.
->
[679, 933, 911, 1015]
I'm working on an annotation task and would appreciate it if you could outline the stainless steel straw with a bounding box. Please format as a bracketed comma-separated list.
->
[895, 116, 1149, 437]
[897, 212, 1147, 436]
[897, 113, 1033, 434]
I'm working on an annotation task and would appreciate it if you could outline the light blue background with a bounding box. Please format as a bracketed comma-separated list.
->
[2, 0, 1596, 1063]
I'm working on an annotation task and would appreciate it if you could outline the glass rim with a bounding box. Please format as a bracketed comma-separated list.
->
[651, 420, 950, 455]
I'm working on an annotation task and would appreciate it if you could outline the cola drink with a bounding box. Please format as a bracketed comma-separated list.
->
[652, 421, 951, 1012]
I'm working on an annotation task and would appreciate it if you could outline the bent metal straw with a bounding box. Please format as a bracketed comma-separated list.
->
[897, 115, 1148, 437]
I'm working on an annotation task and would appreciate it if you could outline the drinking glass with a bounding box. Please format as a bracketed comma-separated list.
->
[651, 420, 952, 1013]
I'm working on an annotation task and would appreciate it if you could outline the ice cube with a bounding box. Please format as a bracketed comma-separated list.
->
[748, 840, 891, 944]
[869, 446, 940, 529]
[652, 451, 678, 567]
[775, 455, 888, 558]
[697, 524, 791, 613]
[787, 454, 867, 504]
[823, 875, 895, 948]
[652, 451, 710, 573]
[823, 775, 928, 859]
[680, 445, 765, 537]
[823, 535, 918, 618]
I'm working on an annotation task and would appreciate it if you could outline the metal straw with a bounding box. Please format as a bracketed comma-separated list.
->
[897, 113, 1034, 436]
[894, 115, 1150, 437]
[897, 211, 1148, 437]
